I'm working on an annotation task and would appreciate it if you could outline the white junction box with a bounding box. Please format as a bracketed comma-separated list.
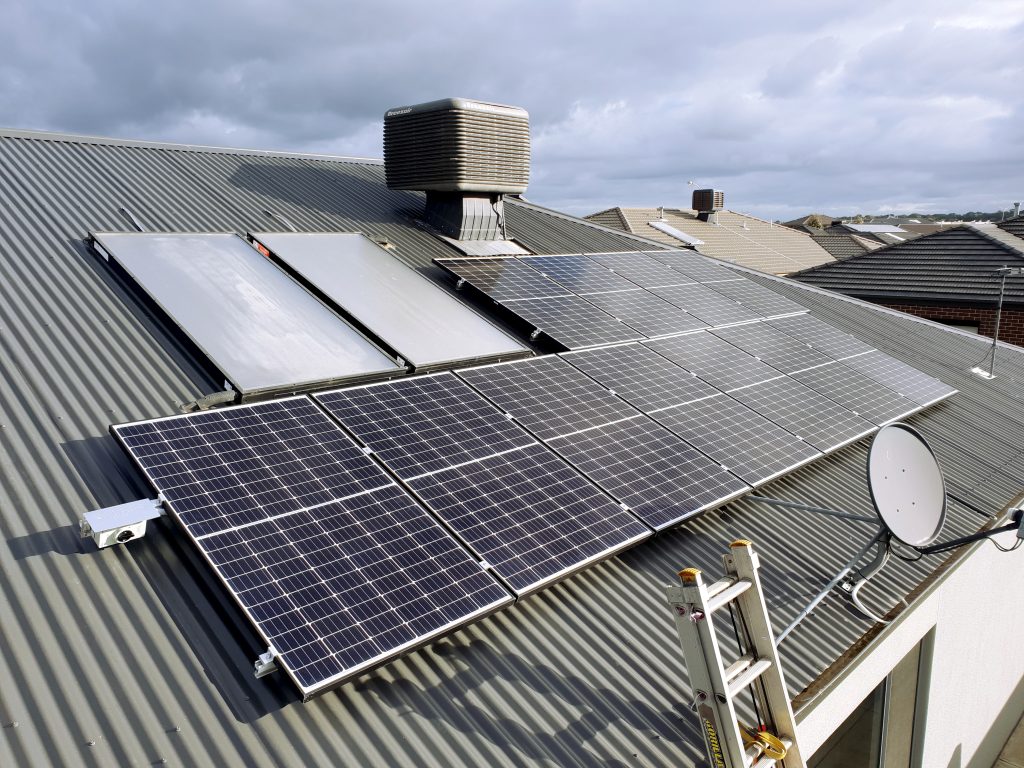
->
[80, 498, 164, 549]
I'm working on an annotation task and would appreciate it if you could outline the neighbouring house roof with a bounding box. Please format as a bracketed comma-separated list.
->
[791, 226, 1024, 308]
[0, 127, 1021, 767]
[997, 213, 1024, 242]
[585, 206, 836, 274]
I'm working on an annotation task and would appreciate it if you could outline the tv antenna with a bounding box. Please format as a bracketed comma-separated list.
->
[749, 422, 1023, 636]
[972, 266, 1023, 380]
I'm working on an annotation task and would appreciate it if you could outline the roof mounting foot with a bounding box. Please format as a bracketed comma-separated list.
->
[255, 647, 278, 678]
[180, 389, 238, 413]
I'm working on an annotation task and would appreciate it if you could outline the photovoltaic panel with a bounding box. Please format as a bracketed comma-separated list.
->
[585, 252, 694, 288]
[711, 322, 835, 374]
[641, 250, 739, 283]
[522, 255, 640, 295]
[405, 444, 650, 594]
[435, 258, 569, 301]
[113, 398, 513, 699]
[705, 279, 807, 318]
[503, 294, 646, 349]
[546, 416, 749, 529]
[645, 332, 784, 391]
[113, 398, 395, 538]
[790, 363, 921, 425]
[651, 395, 821, 486]
[200, 487, 511, 696]
[457, 356, 639, 441]
[727, 377, 876, 452]
[766, 314, 875, 360]
[839, 351, 958, 406]
[314, 375, 534, 478]
[562, 343, 721, 413]
[651, 283, 762, 326]
[582, 289, 709, 337]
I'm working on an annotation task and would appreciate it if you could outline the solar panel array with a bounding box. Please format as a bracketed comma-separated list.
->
[314, 374, 650, 595]
[112, 398, 512, 699]
[435, 250, 806, 350]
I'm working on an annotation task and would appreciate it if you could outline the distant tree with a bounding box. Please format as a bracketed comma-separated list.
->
[804, 214, 830, 229]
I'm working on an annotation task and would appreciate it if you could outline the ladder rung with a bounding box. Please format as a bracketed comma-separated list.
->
[724, 653, 755, 685]
[707, 578, 752, 613]
[749, 737, 792, 768]
[727, 658, 773, 699]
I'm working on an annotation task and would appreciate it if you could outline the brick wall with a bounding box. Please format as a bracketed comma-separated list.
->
[878, 302, 1024, 346]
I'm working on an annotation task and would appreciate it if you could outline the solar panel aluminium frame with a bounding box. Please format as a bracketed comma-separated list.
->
[110, 397, 513, 700]
[312, 372, 652, 597]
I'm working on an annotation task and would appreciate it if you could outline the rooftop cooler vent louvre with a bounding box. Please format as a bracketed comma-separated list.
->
[692, 189, 724, 213]
[384, 98, 530, 240]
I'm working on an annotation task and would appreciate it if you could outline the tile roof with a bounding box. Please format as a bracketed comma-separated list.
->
[997, 213, 1024, 242]
[792, 226, 1024, 307]
[810, 234, 873, 260]
[0, 128, 1020, 767]
[586, 207, 836, 274]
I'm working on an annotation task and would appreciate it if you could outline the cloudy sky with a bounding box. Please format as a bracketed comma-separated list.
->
[3, 0, 1023, 220]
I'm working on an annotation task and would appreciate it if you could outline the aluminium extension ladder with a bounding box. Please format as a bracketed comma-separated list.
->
[666, 540, 805, 768]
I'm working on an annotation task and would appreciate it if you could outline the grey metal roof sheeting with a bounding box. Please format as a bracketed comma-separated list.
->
[792, 226, 1024, 307]
[0, 128, 1022, 767]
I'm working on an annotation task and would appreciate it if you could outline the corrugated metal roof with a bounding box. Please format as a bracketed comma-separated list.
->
[793, 226, 1024, 307]
[0, 128, 1022, 767]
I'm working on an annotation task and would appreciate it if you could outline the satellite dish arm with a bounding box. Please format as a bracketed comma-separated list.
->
[915, 510, 1023, 555]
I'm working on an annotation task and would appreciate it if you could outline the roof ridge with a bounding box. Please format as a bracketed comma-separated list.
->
[508, 198, 670, 249]
[0, 126, 384, 164]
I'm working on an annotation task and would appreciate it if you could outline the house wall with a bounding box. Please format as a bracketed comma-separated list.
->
[880, 302, 1024, 346]
[796, 527, 1024, 768]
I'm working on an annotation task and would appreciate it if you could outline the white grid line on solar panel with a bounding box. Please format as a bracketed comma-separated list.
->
[727, 376, 877, 452]
[498, 294, 646, 349]
[765, 314, 876, 360]
[650, 283, 763, 326]
[710, 322, 835, 374]
[704, 279, 808, 317]
[838, 351, 958, 406]
[651, 394, 822, 486]
[405, 443, 650, 594]
[113, 398, 395, 538]
[640, 250, 742, 283]
[198, 485, 511, 693]
[520, 254, 642, 295]
[561, 342, 722, 413]
[435, 257, 572, 300]
[313, 373, 536, 479]
[545, 417, 750, 530]
[456, 355, 641, 441]
[583, 252, 697, 288]
[582, 289, 710, 337]
[643, 332, 786, 392]
[790, 362, 921, 425]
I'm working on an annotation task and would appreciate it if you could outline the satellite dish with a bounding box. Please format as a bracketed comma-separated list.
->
[867, 423, 946, 547]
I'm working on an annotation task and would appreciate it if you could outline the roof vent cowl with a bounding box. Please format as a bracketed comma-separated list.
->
[384, 98, 530, 240]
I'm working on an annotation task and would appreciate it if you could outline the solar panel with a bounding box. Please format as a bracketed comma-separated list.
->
[503, 294, 646, 349]
[113, 398, 512, 698]
[546, 416, 749, 529]
[585, 252, 694, 288]
[562, 343, 721, 413]
[522, 255, 640, 294]
[315, 374, 651, 594]
[727, 377, 876, 452]
[711, 322, 835, 374]
[641, 250, 739, 283]
[250, 233, 530, 371]
[582, 290, 709, 337]
[456, 356, 637, 441]
[199, 487, 510, 696]
[839, 351, 958, 406]
[651, 395, 821, 486]
[651, 283, 762, 326]
[435, 257, 569, 301]
[766, 314, 874, 360]
[314, 375, 534, 478]
[113, 398, 395, 538]
[645, 332, 784, 391]
[790, 363, 921, 425]
[705, 280, 807, 318]
[405, 444, 650, 594]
